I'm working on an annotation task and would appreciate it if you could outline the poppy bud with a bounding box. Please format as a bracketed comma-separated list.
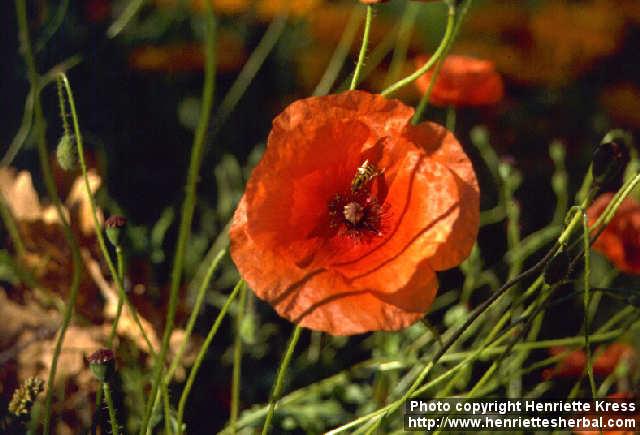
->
[8, 377, 45, 418]
[592, 141, 629, 185]
[56, 134, 77, 171]
[88, 349, 116, 382]
[544, 250, 570, 285]
[105, 215, 127, 247]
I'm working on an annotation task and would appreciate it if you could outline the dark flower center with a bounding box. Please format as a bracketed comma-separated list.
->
[328, 189, 383, 239]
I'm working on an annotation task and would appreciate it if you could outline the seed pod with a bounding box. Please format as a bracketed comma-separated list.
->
[88, 349, 116, 382]
[56, 134, 77, 171]
[544, 250, 571, 285]
[104, 215, 127, 247]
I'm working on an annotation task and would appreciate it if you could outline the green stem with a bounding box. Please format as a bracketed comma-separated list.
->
[350, 5, 373, 91]
[140, 4, 217, 433]
[412, 0, 472, 123]
[14, 2, 83, 434]
[230, 283, 249, 433]
[261, 325, 302, 435]
[0, 191, 26, 258]
[103, 382, 119, 435]
[215, 14, 288, 131]
[108, 246, 126, 346]
[445, 106, 456, 131]
[168, 249, 227, 381]
[107, 0, 146, 38]
[382, 4, 455, 97]
[384, 3, 418, 86]
[58, 74, 155, 356]
[583, 210, 597, 398]
[176, 280, 243, 433]
[145, 248, 227, 432]
[314, 7, 362, 96]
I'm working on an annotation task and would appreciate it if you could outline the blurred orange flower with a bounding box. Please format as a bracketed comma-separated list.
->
[128, 32, 245, 74]
[543, 343, 636, 380]
[600, 83, 640, 129]
[414, 55, 504, 107]
[156, 0, 320, 19]
[455, 0, 624, 86]
[230, 90, 479, 335]
[587, 193, 640, 274]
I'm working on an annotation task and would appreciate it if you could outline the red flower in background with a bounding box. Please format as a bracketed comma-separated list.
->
[543, 343, 636, 380]
[230, 91, 479, 335]
[587, 193, 640, 274]
[414, 54, 504, 107]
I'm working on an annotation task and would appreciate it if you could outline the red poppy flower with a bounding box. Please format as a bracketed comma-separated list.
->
[542, 343, 636, 380]
[414, 54, 504, 107]
[587, 193, 640, 274]
[230, 90, 479, 335]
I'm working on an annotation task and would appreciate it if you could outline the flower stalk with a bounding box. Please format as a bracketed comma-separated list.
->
[350, 5, 373, 90]
[262, 325, 302, 435]
[381, 3, 455, 97]
[140, 2, 217, 432]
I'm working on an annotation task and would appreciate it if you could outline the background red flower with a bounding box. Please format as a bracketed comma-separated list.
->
[588, 193, 640, 274]
[414, 54, 504, 107]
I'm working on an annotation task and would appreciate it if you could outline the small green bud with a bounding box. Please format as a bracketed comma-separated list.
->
[56, 134, 77, 171]
[8, 377, 45, 418]
[105, 215, 127, 247]
[88, 349, 116, 382]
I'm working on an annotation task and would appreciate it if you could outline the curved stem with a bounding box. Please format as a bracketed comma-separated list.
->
[176, 280, 243, 433]
[261, 325, 302, 435]
[14, 2, 83, 434]
[411, 0, 472, 123]
[140, 4, 217, 433]
[58, 74, 155, 355]
[381, 4, 455, 97]
[350, 5, 373, 91]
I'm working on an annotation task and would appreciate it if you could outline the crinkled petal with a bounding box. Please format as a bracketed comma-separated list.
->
[403, 121, 480, 270]
[231, 195, 437, 334]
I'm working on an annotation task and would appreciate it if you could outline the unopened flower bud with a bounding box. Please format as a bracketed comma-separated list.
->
[56, 134, 77, 171]
[592, 141, 629, 185]
[105, 215, 127, 247]
[8, 377, 45, 418]
[88, 349, 116, 382]
[544, 250, 571, 285]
